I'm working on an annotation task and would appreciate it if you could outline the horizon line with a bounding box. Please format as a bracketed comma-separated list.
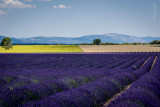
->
[0, 33, 160, 38]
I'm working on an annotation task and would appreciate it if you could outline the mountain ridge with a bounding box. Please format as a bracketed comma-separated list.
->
[0, 33, 160, 44]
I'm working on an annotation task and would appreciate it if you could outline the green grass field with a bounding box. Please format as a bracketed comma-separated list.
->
[0, 45, 82, 53]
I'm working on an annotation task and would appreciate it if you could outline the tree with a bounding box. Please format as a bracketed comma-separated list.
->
[1, 37, 13, 50]
[93, 39, 101, 45]
[150, 40, 160, 44]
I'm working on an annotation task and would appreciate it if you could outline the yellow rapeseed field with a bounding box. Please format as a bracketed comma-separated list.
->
[0, 45, 82, 53]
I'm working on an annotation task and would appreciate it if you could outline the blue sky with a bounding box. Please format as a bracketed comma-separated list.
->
[0, 0, 160, 38]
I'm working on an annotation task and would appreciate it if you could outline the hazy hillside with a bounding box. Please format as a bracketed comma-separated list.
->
[0, 33, 160, 44]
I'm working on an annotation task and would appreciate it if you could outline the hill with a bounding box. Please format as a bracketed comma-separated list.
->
[0, 33, 160, 44]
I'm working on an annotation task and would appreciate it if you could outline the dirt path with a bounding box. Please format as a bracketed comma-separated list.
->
[140, 57, 150, 68]
[150, 56, 157, 72]
[103, 84, 131, 106]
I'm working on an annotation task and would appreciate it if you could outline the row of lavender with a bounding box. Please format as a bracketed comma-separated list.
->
[0, 53, 145, 106]
[0, 53, 131, 90]
[0, 53, 144, 85]
[0, 53, 155, 106]
[23, 55, 155, 107]
[108, 56, 160, 107]
[80, 52, 160, 55]
[0, 54, 133, 71]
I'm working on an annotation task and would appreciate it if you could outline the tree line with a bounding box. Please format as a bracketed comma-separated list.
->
[89, 39, 160, 45]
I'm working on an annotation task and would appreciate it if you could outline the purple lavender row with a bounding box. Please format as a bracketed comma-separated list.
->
[0, 54, 148, 91]
[89, 55, 142, 71]
[24, 55, 155, 107]
[0, 54, 126, 71]
[0, 55, 148, 106]
[0, 69, 110, 106]
[108, 56, 160, 107]
[0, 54, 129, 87]
[0, 54, 140, 73]
[101, 55, 140, 69]
[55, 54, 128, 70]
[105, 54, 150, 74]
[72, 55, 127, 69]
[0, 56, 135, 107]
[113, 55, 144, 69]
[31, 54, 127, 70]
[94, 55, 136, 69]
[3, 54, 146, 90]
[78, 52, 159, 54]
[0, 54, 123, 87]
[0, 54, 133, 85]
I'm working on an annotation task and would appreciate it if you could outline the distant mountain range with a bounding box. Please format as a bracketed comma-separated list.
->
[0, 33, 160, 44]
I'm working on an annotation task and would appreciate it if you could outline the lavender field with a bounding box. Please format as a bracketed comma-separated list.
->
[0, 52, 160, 107]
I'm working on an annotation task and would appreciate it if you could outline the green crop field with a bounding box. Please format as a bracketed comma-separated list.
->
[0, 45, 82, 53]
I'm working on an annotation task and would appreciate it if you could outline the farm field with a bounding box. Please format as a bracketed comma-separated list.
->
[79, 45, 160, 52]
[0, 53, 160, 106]
[0, 45, 82, 53]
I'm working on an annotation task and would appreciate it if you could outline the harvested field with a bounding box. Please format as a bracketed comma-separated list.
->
[79, 45, 160, 52]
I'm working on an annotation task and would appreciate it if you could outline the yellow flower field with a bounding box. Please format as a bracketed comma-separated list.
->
[0, 45, 82, 53]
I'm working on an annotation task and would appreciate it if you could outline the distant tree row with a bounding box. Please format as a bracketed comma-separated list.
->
[150, 40, 160, 44]
[88, 39, 160, 45]
[89, 39, 147, 45]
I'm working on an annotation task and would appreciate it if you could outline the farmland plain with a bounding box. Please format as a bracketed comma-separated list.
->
[0, 45, 160, 106]
[79, 45, 160, 52]
[1, 45, 160, 53]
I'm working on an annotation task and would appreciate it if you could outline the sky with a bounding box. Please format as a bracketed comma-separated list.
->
[0, 0, 160, 38]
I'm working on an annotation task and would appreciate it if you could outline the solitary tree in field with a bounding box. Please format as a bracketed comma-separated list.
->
[1, 37, 13, 50]
[93, 39, 101, 45]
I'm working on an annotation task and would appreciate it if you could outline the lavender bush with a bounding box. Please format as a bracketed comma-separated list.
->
[0, 53, 157, 106]
[108, 56, 160, 107]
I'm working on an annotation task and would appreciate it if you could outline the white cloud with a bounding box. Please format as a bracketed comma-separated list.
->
[24, 0, 52, 1]
[0, 9, 7, 15]
[0, 0, 36, 8]
[53, 4, 71, 9]
[38, 0, 52, 1]
[24, 0, 33, 1]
